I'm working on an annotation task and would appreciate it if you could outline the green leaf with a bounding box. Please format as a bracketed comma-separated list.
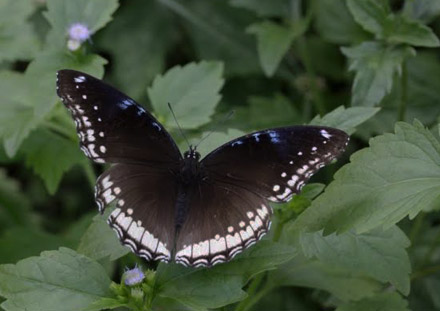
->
[0, 0, 40, 62]
[268, 254, 382, 301]
[0, 248, 111, 311]
[44, 0, 119, 49]
[0, 51, 106, 158]
[0, 228, 69, 264]
[407, 222, 440, 309]
[336, 292, 409, 311]
[346, 0, 389, 35]
[291, 120, 440, 235]
[0, 71, 38, 158]
[233, 94, 301, 131]
[167, 0, 260, 76]
[300, 226, 410, 294]
[403, 0, 440, 23]
[229, 0, 289, 17]
[405, 53, 440, 125]
[84, 297, 128, 311]
[97, 0, 177, 101]
[314, 0, 369, 44]
[356, 51, 440, 138]
[0, 0, 34, 26]
[346, 0, 440, 47]
[77, 209, 130, 261]
[25, 50, 107, 117]
[156, 241, 295, 310]
[247, 21, 302, 77]
[384, 15, 440, 47]
[299, 183, 325, 200]
[152, 297, 197, 311]
[21, 129, 86, 194]
[148, 61, 224, 129]
[310, 105, 380, 134]
[341, 42, 415, 107]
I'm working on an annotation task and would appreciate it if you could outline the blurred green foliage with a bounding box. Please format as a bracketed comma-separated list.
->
[1, 0, 440, 310]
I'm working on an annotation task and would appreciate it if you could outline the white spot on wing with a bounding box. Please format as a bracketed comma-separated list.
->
[320, 129, 332, 139]
[74, 76, 86, 83]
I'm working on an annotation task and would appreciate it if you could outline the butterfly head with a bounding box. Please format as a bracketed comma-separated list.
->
[184, 145, 201, 161]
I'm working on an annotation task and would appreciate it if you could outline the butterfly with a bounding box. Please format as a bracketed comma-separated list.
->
[56, 69, 349, 268]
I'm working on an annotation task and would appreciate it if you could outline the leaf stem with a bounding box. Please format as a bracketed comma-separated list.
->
[398, 60, 408, 122]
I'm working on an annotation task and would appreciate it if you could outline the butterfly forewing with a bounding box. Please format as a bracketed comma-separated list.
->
[57, 70, 183, 262]
[202, 126, 349, 203]
[56, 70, 181, 166]
[97, 164, 177, 262]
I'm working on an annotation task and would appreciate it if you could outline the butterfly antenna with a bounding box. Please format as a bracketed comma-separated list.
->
[168, 103, 191, 149]
[195, 110, 235, 149]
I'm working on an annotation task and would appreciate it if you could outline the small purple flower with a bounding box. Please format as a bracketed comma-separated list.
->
[123, 267, 145, 286]
[67, 39, 81, 51]
[68, 23, 90, 42]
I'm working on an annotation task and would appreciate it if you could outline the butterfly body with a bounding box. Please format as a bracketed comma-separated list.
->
[56, 69, 349, 267]
[174, 148, 203, 229]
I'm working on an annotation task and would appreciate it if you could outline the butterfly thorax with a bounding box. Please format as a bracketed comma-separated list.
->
[180, 146, 202, 184]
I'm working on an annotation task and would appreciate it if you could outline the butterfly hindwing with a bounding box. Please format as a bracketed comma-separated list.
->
[96, 163, 177, 262]
[175, 180, 272, 267]
[202, 126, 349, 203]
[56, 70, 181, 166]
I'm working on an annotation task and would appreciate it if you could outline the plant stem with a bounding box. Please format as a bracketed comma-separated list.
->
[272, 220, 285, 242]
[297, 37, 326, 116]
[156, 0, 253, 58]
[42, 120, 74, 140]
[237, 284, 274, 311]
[235, 220, 286, 311]
[398, 60, 408, 122]
[235, 274, 265, 311]
[82, 161, 96, 190]
[411, 264, 440, 280]
[421, 228, 440, 267]
[409, 212, 425, 245]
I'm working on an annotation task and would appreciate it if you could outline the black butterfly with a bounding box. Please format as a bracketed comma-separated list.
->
[56, 69, 349, 267]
